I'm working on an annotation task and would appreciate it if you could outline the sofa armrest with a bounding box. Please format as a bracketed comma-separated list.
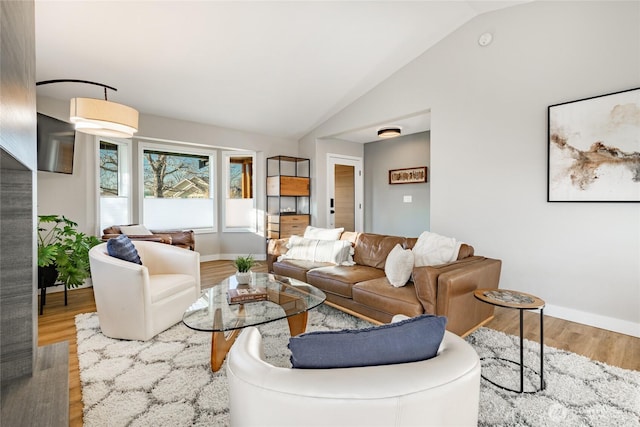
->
[89, 244, 154, 338]
[436, 258, 502, 336]
[412, 256, 487, 314]
[266, 238, 290, 272]
[150, 229, 195, 250]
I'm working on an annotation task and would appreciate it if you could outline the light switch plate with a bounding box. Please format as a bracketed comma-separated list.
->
[403, 195, 412, 203]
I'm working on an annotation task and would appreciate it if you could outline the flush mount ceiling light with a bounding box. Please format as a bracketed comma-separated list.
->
[36, 79, 139, 138]
[377, 126, 402, 138]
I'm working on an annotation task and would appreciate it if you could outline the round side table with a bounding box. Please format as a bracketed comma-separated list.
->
[474, 289, 546, 393]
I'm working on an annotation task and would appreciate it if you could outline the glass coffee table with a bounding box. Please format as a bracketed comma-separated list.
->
[183, 272, 326, 371]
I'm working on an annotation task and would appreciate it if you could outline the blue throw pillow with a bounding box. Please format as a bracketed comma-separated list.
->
[288, 314, 446, 369]
[107, 234, 142, 265]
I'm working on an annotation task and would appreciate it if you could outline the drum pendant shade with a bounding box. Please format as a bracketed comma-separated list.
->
[70, 97, 139, 138]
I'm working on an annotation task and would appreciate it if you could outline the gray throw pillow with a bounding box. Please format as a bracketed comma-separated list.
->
[107, 234, 142, 265]
[288, 314, 446, 369]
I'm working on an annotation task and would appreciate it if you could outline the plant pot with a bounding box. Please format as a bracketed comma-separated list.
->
[38, 265, 58, 289]
[235, 271, 252, 285]
[38, 264, 64, 315]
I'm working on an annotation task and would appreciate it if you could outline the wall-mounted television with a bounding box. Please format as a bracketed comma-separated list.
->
[37, 113, 76, 174]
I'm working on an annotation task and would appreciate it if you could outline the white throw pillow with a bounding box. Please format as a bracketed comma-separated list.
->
[120, 224, 153, 236]
[303, 226, 344, 241]
[280, 235, 354, 265]
[385, 244, 414, 287]
[413, 231, 462, 267]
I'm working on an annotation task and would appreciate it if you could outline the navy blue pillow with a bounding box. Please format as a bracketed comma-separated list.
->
[288, 314, 446, 369]
[107, 234, 142, 265]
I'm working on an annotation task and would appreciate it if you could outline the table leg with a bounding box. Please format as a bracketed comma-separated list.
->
[211, 329, 241, 372]
[286, 311, 308, 336]
[519, 309, 524, 393]
[209, 307, 243, 372]
[540, 308, 545, 391]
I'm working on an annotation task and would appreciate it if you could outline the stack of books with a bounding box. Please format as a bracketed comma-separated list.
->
[228, 287, 268, 304]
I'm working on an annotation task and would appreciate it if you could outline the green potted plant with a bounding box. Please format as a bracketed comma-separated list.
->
[233, 254, 257, 284]
[37, 214, 101, 289]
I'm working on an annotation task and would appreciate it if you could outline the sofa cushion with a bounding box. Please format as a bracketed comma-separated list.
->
[353, 278, 424, 318]
[273, 259, 335, 283]
[306, 265, 386, 298]
[280, 235, 354, 265]
[107, 234, 142, 264]
[385, 244, 414, 287]
[149, 274, 197, 303]
[353, 233, 407, 269]
[288, 314, 447, 369]
[303, 226, 344, 241]
[119, 224, 153, 236]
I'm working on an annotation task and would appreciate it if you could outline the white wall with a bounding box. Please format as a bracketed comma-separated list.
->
[36, 97, 98, 238]
[364, 131, 430, 235]
[36, 96, 300, 260]
[303, 1, 640, 336]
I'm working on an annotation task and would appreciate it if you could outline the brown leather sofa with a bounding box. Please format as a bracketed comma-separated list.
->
[267, 232, 502, 337]
[102, 225, 195, 251]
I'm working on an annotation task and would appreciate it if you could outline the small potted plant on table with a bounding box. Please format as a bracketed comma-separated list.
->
[233, 254, 256, 284]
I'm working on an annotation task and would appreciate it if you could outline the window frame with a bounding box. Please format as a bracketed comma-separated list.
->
[96, 138, 132, 233]
[222, 150, 257, 233]
[138, 142, 217, 232]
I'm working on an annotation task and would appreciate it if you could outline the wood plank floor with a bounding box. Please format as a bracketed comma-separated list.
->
[37, 260, 639, 426]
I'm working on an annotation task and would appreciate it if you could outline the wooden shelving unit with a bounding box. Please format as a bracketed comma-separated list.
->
[266, 156, 310, 239]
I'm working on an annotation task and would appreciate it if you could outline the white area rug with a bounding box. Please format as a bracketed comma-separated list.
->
[76, 305, 640, 426]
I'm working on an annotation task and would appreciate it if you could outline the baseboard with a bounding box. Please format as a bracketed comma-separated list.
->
[545, 304, 640, 338]
[200, 253, 267, 263]
[200, 254, 222, 262]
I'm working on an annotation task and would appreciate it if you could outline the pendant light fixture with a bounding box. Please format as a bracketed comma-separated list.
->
[377, 126, 402, 138]
[36, 79, 139, 138]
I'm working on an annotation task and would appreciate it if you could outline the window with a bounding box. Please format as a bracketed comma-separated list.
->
[223, 151, 256, 232]
[140, 144, 215, 230]
[98, 140, 131, 232]
[100, 142, 118, 196]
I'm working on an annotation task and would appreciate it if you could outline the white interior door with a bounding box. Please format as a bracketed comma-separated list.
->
[327, 154, 363, 232]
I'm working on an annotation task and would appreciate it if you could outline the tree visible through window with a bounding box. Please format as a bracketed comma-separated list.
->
[98, 139, 131, 233]
[100, 142, 118, 196]
[143, 150, 210, 198]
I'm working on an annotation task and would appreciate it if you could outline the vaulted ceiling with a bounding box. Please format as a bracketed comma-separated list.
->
[34, 1, 525, 141]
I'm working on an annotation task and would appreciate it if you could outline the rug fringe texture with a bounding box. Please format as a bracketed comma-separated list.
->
[76, 306, 640, 426]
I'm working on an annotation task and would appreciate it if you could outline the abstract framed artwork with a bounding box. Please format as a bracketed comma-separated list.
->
[389, 166, 427, 184]
[547, 87, 640, 202]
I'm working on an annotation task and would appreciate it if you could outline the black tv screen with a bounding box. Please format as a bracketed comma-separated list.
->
[37, 113, 76, 174]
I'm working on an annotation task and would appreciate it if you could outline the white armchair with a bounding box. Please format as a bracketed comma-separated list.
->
[89, 240, 201, 341]
[226, 326, 481, 427]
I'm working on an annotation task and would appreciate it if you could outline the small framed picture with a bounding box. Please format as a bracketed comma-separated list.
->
[389, 166, 427, 184]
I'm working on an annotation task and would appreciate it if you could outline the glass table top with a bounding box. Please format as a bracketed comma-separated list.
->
[182, 272, 326, 332]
